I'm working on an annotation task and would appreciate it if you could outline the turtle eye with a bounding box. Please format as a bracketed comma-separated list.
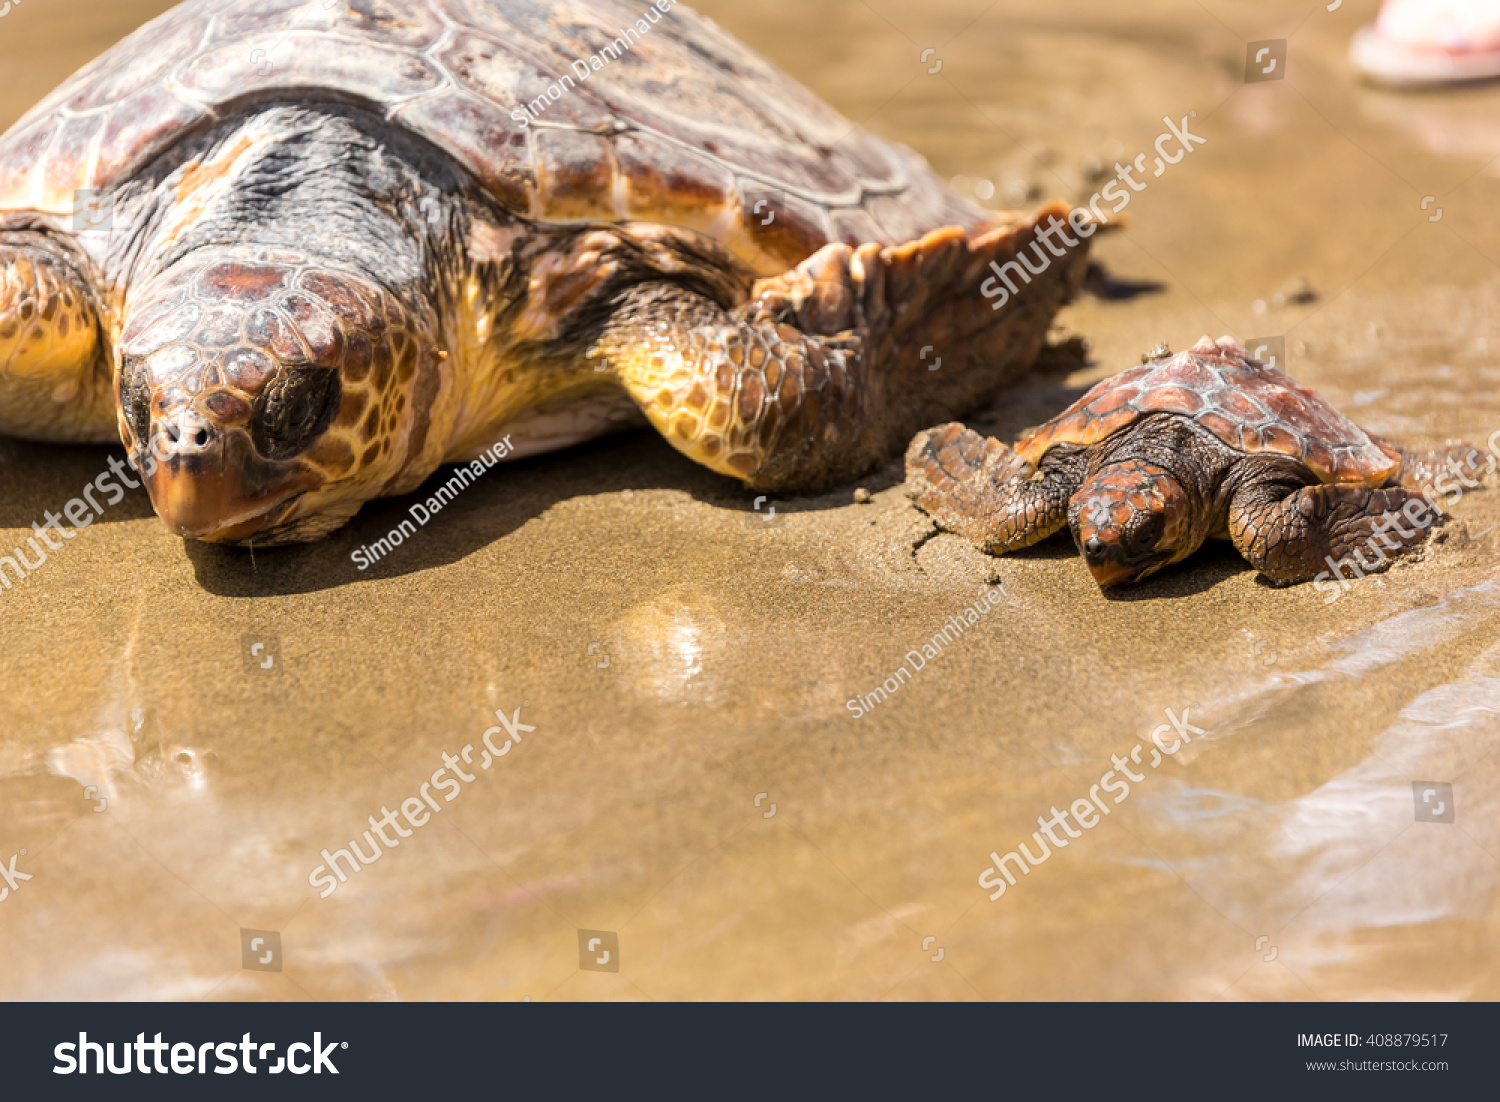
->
[119, 355, 153, 449]
[252, 365, 340, 460]
[1128, 514, 1165, 556]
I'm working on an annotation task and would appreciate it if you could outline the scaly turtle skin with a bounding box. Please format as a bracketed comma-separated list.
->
[906, 335, 1486, 588]
[0, 0, 1096, 544]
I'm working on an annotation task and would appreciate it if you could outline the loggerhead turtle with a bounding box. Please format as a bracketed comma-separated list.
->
[906, 336, 1485, 588]
[0, 0, 1095, 545]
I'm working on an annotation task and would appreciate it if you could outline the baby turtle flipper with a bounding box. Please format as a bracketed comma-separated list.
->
[599, 205, 1093, 492]
[904, 422, 1080, 554]
[1228, 480, 1444, 587]
[1380, 439, 1492, 493]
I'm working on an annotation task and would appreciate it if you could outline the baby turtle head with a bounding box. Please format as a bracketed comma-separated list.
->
[1069, 460, 1193, 586]
[117, 249, 438, 544]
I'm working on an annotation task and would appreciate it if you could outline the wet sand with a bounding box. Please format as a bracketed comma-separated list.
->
[3, 0, 1500, 1000]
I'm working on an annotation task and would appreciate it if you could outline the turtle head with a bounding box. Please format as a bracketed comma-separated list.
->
[117, 249, 437, 544]
[1069, 461, 1193, 587]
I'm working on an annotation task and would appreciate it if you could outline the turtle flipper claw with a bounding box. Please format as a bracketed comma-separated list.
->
[905, 422, 1080, 554]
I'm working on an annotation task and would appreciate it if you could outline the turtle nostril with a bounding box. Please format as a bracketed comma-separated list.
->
[1084, 536, 1106, 560]
[152, 410, 216, 457]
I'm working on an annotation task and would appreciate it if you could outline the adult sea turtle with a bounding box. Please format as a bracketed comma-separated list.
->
[0, 0, 1094, 543]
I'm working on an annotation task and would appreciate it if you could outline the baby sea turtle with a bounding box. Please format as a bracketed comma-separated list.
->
[0, 0, 1095, 544]
[907, 335, 1483, 588]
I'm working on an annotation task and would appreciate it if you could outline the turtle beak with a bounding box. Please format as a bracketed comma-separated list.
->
[141, 409, 314, 540]
[1085, 558, 1144, 587]
[1081, 534, 1152, 587]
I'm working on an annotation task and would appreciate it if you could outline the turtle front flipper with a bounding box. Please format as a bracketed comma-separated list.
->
[1228, 478, 1443, 587]
[596, 206, 1092, 491]
[0, 232, 114, 443]
[905, 422, 1082, 554]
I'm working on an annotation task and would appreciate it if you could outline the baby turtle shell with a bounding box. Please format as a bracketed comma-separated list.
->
[1014, 334, 1401, 486]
